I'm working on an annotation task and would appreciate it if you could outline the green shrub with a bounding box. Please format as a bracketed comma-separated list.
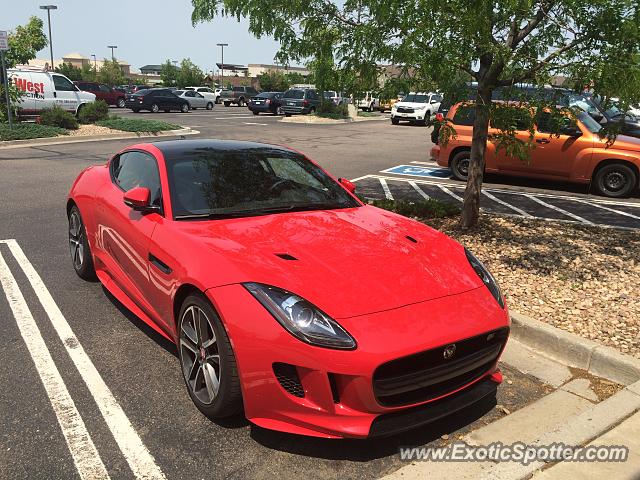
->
[39, 105, 79, 130]
[316, 101, 349, 118]
[96, 118, 179, 133]
[78, 100, 109, 124]
[370, 198, 460, 219]
[0, 122, 67, 141]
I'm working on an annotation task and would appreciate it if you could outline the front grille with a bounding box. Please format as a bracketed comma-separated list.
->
[273, 363, 305, 398]
[373, 327, 509, 406]
[396, 106, 414, 113]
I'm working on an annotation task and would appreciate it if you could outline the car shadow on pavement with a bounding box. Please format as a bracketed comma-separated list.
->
[249, 394, 496, 461]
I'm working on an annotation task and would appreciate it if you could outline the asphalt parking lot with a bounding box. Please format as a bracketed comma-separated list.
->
[0, 105, 637, 479]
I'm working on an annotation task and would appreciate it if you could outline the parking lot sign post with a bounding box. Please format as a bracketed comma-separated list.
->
[0, 30, 12, 130]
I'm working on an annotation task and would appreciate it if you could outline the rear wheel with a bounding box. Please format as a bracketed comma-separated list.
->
[178, 293, 242, 418]
[594, 163, 637, 198]
[151, 103, 159, 113]
[450, 150, 471, 181]
[253, 111, 259, 115]
[224, 102, 230, 107]
[238, 98, 245, 107]
[391, 117, 399, 125]
[132, 108, 140, 113]
[117, 98, 125, 108]
[206, 102, 214, 110]
[68, 206, 96, 281]
[181, 103, 189, 113]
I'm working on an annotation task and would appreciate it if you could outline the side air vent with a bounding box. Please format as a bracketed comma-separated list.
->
[406, 235, 418, 243]
[273, 363, 305, 397]
[275, 253, 298, 261]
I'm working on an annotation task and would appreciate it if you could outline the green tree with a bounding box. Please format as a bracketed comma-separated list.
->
[4, 16, 48, 68]
[160, 60, 179, 86]
[257, 70, 290, 91]
[55, 62, 83, 81]
[192, 0, 640, 228]
[80, 63, 97, 82]
[176, 58, 204, 87]
[97, 59, 125, 87]
[284, 71, 307, 86]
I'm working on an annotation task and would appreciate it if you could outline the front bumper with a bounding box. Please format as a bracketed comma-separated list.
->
[207, 284, 509, 438]
[282, 105, 310, 115]
[392, 111, 427, 121]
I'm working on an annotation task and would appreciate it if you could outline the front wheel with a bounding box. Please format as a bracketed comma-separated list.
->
[252, 111, 259, 115]
[181, 103, 189, 113]
[68, 206, 96, 281]
[151, 103, 159, 113]
[224, 102, 230, 107]
[450, 150, 471, 181]
[206, 102, 214, 110]
[391, 117, 399, 125]
[238, 98, 245, 107]
[594, 163, 637, 198]
[117, 98, 125, 108]
[178, 294, 242, 419]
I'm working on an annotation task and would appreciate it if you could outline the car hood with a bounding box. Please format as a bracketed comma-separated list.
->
[394, 101, 429, 108]
[605, 133, 640, 152]
[180, 206, 482, 318]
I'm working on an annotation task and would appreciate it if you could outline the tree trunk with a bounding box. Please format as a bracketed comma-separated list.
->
[460, 86, 493, 229]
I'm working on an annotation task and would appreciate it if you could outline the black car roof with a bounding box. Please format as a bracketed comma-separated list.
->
[151, 139, 295, 157]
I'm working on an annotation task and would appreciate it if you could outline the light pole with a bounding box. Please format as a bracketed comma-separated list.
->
[216, 43, 228, 88]
[107, 45, 117, 61]
[91, 54, 96, 71]
[39, 5, 57, 70]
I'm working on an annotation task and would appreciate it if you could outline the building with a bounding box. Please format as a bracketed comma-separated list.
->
[27, 52, 131, 76]
[215, 63, 249, 76]
[247, 63, 310, 77]
[140, 64, 166, 76]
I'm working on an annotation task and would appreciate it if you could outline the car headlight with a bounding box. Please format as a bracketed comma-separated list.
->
[464, 249, 504, 308]
[244, 283, 357, 350]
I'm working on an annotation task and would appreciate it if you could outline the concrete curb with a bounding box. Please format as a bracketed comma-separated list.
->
[0, 127, 198, 150]
[510, 311, 640, 385]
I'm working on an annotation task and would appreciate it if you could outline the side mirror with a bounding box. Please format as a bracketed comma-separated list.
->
[338, 178, 356, 194]
[559, 125, 583, 137]
[430, 99, 438, 104]
[123, 187, 158, 213]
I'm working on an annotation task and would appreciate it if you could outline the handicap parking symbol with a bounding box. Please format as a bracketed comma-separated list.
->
[381, 165, 452, 178]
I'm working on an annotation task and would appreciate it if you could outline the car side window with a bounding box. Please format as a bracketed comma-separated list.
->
[452, 105, 475, 126]
[111, 151, 162, 207]
[52, 75, 76, 92]
[99, 85, 110, 92]
[536, 111, 577, 134]
[185, 91, 196, 97]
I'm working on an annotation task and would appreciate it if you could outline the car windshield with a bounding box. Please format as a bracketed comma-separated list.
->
[577, 111, 603, 133]
[402, 94, 428, 103]
[255, 92, 272, 98]
[283, 90, 305, 99]
[166, 147, 359, 219]
[323, 91, 337, 98]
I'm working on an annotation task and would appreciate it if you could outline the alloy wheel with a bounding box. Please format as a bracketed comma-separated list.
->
[603, 170, 626, 192]
[68, 211, 84, 271]
[180, 305, 221, 405]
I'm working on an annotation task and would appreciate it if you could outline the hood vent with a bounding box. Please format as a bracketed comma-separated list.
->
[275, 253, 298, 261]
[405, 235, 418, 243]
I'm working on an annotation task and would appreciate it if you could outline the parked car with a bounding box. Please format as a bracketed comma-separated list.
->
[213, 88, 224, 103]
[281, 88, 321, 116]
[8, 67, 95, 116]
[126, 85, 151, 94]
[174, 89, 214, 110]
[247, 91, 283, 115]
[568, 93, 640, 138]
[358, 92, 380, 112]
[391, 92, 442, 125]
[74, 81, 126, 108]
[323, 90, 348, 106]
[431, 101, 640, 198]
[125, 88, 190, 113]
[184, 86, 219, 105]
[67, 138, 509, 438]
[379, 98, 398, 112]
[220, 86, 259, 107]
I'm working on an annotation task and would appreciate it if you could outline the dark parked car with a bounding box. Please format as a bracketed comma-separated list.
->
[248, 92, 283, 115]
[281, 88, 321, 116]
[126, 85, 151, 94]
[221, 86, 260, 107]
[125, 88, 190, 113]
[74, 81, 126, 108]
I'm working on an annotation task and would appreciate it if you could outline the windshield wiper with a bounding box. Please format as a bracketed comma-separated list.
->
[174, 202, 352, 220]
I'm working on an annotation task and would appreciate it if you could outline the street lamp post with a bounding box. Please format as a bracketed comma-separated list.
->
[91, 54, 97, 71]
[216, 43, 228, 88]
[107, 45, 117, 61]
[39, 5, 57, 70]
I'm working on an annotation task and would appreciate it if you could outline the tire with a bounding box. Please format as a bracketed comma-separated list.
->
[450, 150, 471, 181]
[151, 103, 159, 113]
[181, 103, 189, 113]
[117, 98, 125, 108]
[178, 293, 242, 419]
[75, 104, 85, 118]
[68, 205, 96, 281]
[132, 108, 140, 113]
[253, 111, 259, 115]
[391, 117, 399, 125]
[276, 106, 284, 115]
[285, 113, 292, 117]
[224, 102, 230, 107]
[593, 163, 638, 198]
[310, 107, 316, 114]
[206, 102, 213, 110]
[238, 98, 245, 107]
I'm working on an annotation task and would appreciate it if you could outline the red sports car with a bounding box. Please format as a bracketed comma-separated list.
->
[67, 139, 509, 438]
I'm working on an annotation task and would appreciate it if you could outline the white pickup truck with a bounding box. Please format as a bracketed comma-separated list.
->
[358, 92, 380, 112]
[391, 92, 442, 125]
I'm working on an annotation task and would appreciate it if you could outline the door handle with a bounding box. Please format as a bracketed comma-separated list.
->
[535, 138, 550, 144]
[53, 91, 57, 98]
[148, 253, 172, 274]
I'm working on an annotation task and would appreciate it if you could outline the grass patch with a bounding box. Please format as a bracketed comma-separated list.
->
[96, 118, 180, 133]
[0, 122, 67, 141]
[370, 198, 460, 219]
[357, 111, 378, 117]
[314, 112, 349, 120]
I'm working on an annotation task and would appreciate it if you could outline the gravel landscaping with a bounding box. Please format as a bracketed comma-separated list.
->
[427, 215, 640, 358]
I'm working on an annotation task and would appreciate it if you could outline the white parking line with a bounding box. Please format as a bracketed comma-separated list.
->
[524, 194, 594, 225]
[575, 200, 640, 220]
[379, 178, 394, 200]
[243, 122, 268, 126]
[1, 239, 166, 480]
[408, 181, 431, 200]
[438, 184, 464, 202]
[0, 249, 109, 480]
[482, 190, 533, 218]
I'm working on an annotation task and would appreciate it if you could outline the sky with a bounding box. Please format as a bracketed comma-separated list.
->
[2, 0, 285, 72]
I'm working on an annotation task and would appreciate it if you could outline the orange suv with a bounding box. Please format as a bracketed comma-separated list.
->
[430, 102, 640, 198]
